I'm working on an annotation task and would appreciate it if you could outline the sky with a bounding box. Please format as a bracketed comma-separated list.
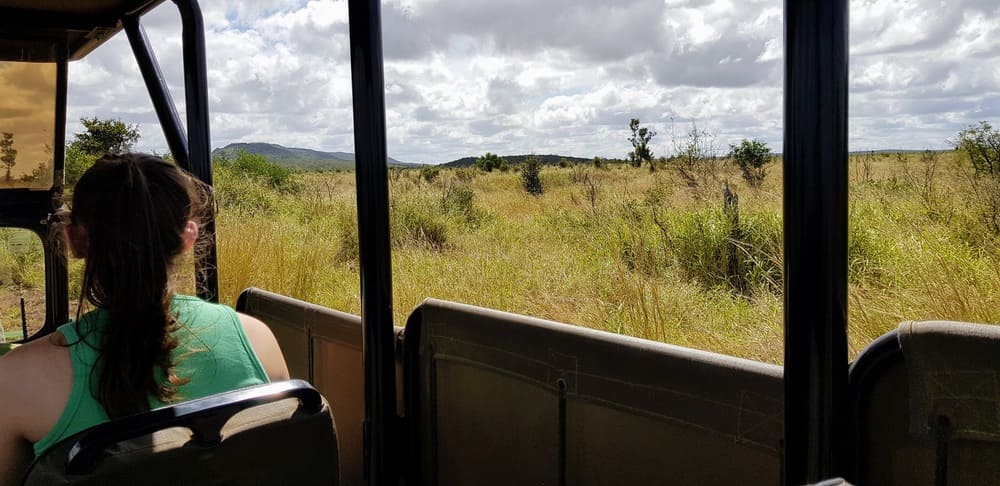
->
[65, 0, 1000, 165]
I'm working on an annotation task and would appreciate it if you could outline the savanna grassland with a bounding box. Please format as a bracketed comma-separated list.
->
[212, 149, 1000, 364]
[3, 149, 1000, 362]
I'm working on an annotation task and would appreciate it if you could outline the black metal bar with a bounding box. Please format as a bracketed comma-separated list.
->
[20, 298, 27, 339]
[47, 54, 69, 333]
[347, 0, 398, 484]
[123, 15, 190, 170]
[783, 0, 850, 483]
[173, 0, 218, 302]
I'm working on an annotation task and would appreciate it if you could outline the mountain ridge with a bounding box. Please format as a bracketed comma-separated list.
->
[213, 142, 418, 169]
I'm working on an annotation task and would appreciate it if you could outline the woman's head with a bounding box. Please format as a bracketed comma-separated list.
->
[67, 153, 199, 283]
[66, 153, 205, 418]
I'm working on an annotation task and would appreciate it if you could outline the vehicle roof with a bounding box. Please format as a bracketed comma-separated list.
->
[0, 0, 164, 62]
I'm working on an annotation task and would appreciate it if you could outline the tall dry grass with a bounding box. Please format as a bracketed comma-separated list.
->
[208, 152, 1000, 363]
[6, 151, 995, 362]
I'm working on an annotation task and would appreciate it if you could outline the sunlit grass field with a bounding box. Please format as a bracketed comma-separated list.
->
[3, 151, 997, 362]
[209, 151, 1000, 364]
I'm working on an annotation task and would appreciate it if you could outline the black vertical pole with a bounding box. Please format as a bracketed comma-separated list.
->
[48, 54, 69, 332]
[123, 15, 191, 170]
[348, 0, 398, 484]
[783, 0, 850, 483]
[174, 0, 219, 302]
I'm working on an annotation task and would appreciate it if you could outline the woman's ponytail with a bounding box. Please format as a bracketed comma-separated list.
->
[71, 154, 200, 418]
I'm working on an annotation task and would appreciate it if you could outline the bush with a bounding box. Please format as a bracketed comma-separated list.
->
[214, 149, 297, 192]
[64, 144, 98, 186]
[391, 195, 449, 250]
[213, 167, 280, 214]
[955, 122, 1000, 235]
[475, 152, 504, 172]
[662, 208, 782, 293]
[440, 182, 481, 224]
[419, 165, 440, 183]
[522, 157, 543, 195]
[956, 121, 1000, 177]
[729, 139, 772, 188]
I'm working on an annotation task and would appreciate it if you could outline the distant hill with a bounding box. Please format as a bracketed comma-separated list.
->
[442, 154, 592, 168]
[212, 142, 418, 170]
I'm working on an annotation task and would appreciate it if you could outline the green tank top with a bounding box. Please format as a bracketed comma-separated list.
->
[33, 295, 270, 456]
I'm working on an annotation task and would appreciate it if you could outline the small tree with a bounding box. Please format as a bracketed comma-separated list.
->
[627, 118, 656, 169]
[956, 121, 1000, 177]
[729, 139, 772, 188]
[672, 122, 719, 192]
[522, 156, 543, 195]
[475, 152, 503, 172]
[71, 117, 141, 155]
[1, 132, 16, 182]
[955, 121, 1000, 236]
[64, 117, 142, 185]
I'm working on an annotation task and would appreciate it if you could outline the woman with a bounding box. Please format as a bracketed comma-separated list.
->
[0, 154, 289, 482]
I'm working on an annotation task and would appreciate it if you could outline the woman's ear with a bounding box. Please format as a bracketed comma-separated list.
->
[182, 220, 199, 253]
[64, 223, 88, 258]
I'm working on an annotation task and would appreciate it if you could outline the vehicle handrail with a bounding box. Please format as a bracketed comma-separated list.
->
[64, 379, 323, 474]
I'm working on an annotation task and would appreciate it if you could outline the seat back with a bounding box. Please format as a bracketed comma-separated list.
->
[236, 287, 404, 486]
[404, 299, 784, 485]
[24, 380, 339, 486]
[850, 321, 1000, 485]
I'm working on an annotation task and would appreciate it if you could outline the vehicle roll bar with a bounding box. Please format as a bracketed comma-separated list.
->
[347, 0, 400, 484]
[783, 0, 850, 483]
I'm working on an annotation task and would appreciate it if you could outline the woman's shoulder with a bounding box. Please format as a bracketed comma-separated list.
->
[0, 332, 72, 408]
[172, 294, 238, 322]
[0, 333, 66, 374]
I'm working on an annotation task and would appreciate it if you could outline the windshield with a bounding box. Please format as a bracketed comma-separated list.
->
[0, 61, 56, 190]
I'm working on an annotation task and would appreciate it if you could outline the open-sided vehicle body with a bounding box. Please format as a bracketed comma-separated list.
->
[1, 0, 998, 485]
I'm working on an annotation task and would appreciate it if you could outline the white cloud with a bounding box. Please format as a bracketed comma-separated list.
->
[64, 0, 1000, 163]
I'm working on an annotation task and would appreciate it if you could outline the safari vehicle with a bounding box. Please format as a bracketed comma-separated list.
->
[1, 0, 998, 485]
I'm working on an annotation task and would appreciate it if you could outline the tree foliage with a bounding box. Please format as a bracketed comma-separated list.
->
[70, 117, 141, 156]
[956, 121, 1000, 178]
[214, 149, 295, 191]
[475, 152, 504, 172]
[627, 118, 656, 169]
[521, 156, 543, 195]
[1, 132, 16, 182]
[64, 117, 142, 186]
[729, 138, 772, 188]
[64, 144, 98, 186]
[955, 121, 1000, 236]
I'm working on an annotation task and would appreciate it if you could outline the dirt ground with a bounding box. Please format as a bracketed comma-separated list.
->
[0, 286, 46, 340]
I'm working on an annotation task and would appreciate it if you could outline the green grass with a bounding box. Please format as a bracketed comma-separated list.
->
[5, 150, 1000, 363]
[209, 151, 1000, 364]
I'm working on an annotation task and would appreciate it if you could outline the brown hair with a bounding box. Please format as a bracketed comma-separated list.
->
[70, 153, 205, 418]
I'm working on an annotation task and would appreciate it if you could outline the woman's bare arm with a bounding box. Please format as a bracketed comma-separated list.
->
[238, 313, 290, 382]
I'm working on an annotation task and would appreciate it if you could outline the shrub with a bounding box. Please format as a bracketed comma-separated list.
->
[419, 165, 440, 183]
[214, 149, 296, 192]
[64, 144, 99, 186]
[671, 122, 720, 193]
[522, 156, 543, 195]
[661, 208, 782, 293]
[440, 182, 481, 224]
[956, 121, 1000, 177]
[391, 195, 449, 250]
[955, 122, 1000, 235]
[729, 139, 772, 188]
[475, 152, 504, 172]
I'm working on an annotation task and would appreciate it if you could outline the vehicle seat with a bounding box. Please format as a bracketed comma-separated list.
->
[23, 380, 339, 485]
[850, 321, 1000, 485]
